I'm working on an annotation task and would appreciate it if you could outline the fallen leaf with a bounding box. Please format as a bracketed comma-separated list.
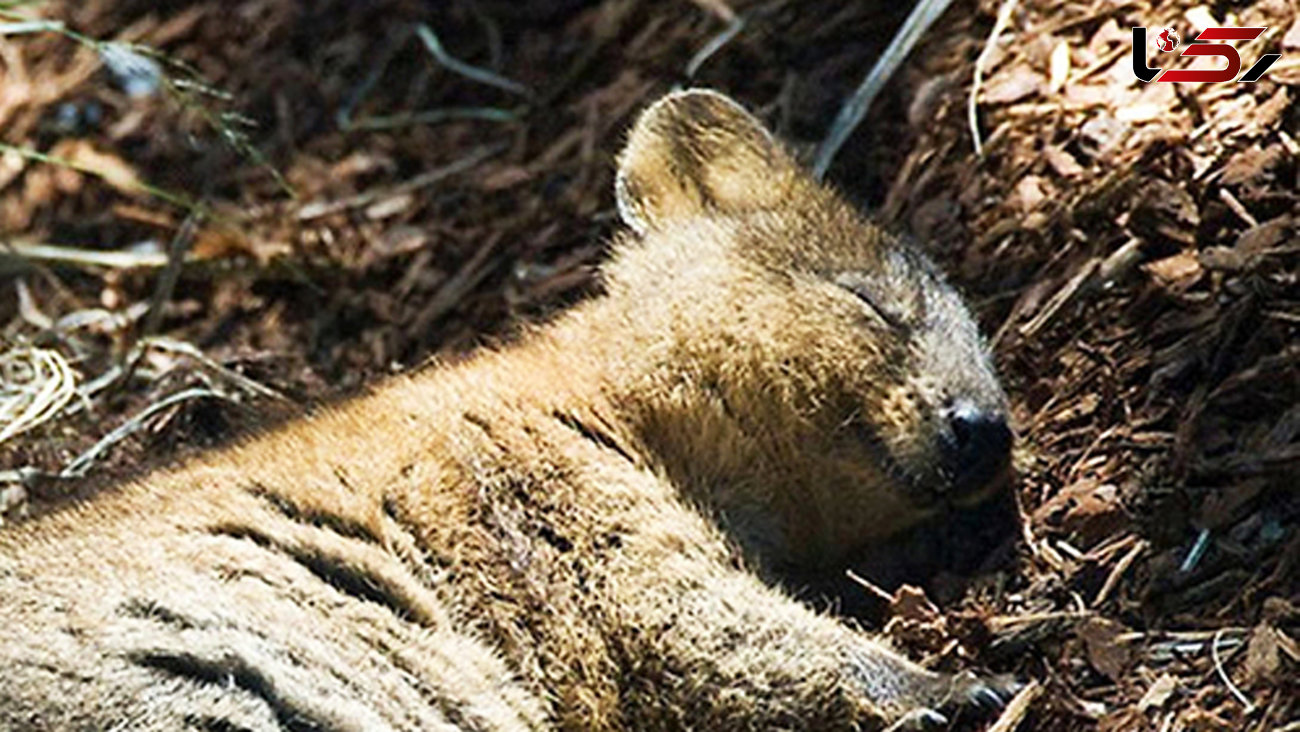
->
[1143, 250, 1203, 290]
[1220, 144, 1286, 188]
[1137, 674, 1178, 712]
[1243, 624, 1282, 686]
[1044, 146, 1085, 177]
[889, 584, 941, 624]
[1013, 175, 1049, 212]
[1079, 616, 1131, 681]
[983, 67, 1042, 105]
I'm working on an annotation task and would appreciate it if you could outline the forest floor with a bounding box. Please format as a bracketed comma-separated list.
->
[1, 0, 1296, 729]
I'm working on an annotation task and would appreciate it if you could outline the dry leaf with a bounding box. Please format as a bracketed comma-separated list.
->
[1220, 145, 1285, 188]
[889, 584, 941, 624]
[1044, 146, 1084, 177]
[1079, 616, 1131, 681]
[1137, 674, 1178, 712]
[983, 67, 1043, 105]
[1243, 624, 1283, 686]
[1143, 251, 1203, 290]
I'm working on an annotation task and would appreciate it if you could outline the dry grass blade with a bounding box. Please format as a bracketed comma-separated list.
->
[347, 106, 518, 132]
[1092, 539, 1147, 608]
[415, 22, 532, 99]
[297, 142, 507, 220]
[0, 240, 177, 270]
[0, 142, 202, 214]
[144, 337, 287, 402]
[1211, 628, 1255, 713]
[0, 19, 64, 34]
[686, 16, 745, 78]
[60, 386, 226, 479]
[969, 0, 1021, 156]
[0, 345, 77, 447]
[814, 0, 955, 179]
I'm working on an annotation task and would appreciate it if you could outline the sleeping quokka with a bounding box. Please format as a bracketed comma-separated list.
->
[0, 89, 1014, 730]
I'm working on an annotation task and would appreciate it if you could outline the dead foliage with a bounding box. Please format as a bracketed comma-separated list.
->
[0, 0, 1296, 728]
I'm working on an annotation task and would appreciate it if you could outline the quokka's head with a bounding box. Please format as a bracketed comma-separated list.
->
[603, 89, 1011, 564]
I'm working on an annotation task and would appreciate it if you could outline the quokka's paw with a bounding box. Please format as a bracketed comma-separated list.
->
[890, 670, 1020, 730]
[945, 669, 1022, 712]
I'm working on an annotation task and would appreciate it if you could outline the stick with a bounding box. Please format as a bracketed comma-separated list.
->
[814, 0, 955, 179]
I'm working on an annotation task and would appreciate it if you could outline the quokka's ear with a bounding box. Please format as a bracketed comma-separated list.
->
[615, 89, 798, 234]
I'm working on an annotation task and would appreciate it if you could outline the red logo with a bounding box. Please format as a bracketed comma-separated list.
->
[1132, 26, 1281, 83]
[1154, 27, 1180, 53]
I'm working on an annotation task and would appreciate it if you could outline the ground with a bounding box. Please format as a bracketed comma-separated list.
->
[0, 0, 1296, 729]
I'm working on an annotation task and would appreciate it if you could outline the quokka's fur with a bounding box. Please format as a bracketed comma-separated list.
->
[0, 90, 1013, 730]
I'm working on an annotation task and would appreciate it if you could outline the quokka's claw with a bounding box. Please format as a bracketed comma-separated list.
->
[973, 685, 1006, 709]
[886, 707, 949, 732]
[947, 669, 1022, 713]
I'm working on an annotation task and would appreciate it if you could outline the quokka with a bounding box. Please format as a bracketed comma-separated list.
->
[0, 89, 1015, 731]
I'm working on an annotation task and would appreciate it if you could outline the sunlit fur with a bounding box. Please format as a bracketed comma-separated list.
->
[610, 89, 1007, 568]
[0, 90, 1010, 731]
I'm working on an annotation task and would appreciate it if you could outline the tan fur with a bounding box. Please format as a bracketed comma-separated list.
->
[0, 90, 1010, 730]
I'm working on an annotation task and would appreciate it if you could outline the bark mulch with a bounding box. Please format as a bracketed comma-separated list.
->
[1, 0, 1296, 729]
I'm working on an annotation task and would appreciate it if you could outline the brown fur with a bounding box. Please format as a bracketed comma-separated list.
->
[0, 90, 1011, 730]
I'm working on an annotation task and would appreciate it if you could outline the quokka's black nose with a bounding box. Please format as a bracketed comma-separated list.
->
[945, 401, 1013, 490]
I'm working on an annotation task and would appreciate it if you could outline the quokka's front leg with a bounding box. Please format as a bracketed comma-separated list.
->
[597, 501, 1010, 730]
